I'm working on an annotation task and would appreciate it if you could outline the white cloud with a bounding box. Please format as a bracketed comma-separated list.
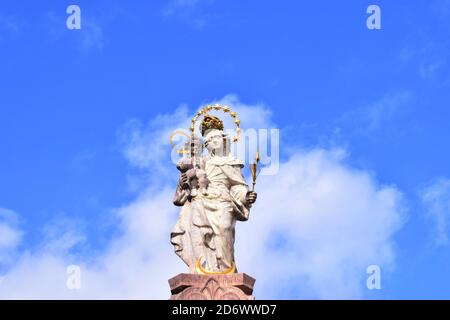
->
[118, 104, 192, 172]
[421, 178, 450, 246]
[38, 216, 87, 255]
[236, 148, 405, 298]
[0, 11, 19, 35]
[337, 91, 413, 138]
[0, 223, 21, 249]
[44, 10, 104, 52]
[118, 94, 273, 173]
[0, 96, 405, 299]
[211, 94, 274, 130]
[161, 0, 214, 29]
[0, 189, 183, 299]
[80, 18, 104, 51]
[419, 59, 446, 80]
[399, 28, 449, 82]
[0, 208, 22, 266]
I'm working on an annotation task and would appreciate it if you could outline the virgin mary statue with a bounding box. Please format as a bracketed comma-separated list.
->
[171, 111, 257, 274]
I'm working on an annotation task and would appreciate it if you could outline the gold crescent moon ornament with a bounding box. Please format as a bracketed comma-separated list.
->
[190, 104, 241, 143]
[169, 130, 191, 156]
[194, 256, 236, 275]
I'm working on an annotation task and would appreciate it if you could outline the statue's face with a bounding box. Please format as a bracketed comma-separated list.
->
[205, 130, 230, 156]
[205, 129, 229, 156]
[207, 132, 224, 151]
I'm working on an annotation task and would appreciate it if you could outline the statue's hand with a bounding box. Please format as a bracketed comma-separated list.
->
[180, 172, 189, 187]
[246, 191, 257, 205]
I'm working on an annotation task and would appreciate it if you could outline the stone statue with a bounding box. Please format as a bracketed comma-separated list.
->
[170, 105, 258, 275]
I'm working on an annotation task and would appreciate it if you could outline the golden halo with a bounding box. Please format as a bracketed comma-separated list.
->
[169, 130, 190, 155]
[190, 103, 241, 143]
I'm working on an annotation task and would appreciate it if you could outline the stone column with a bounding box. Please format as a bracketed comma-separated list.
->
[169, 273, 255, 300]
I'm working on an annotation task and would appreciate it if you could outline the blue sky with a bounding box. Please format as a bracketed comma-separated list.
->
[0, 0, 450, 299]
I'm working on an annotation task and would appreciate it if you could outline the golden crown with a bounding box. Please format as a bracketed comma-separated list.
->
[190, 104, 241, 143]
[200, 115, 224, 136]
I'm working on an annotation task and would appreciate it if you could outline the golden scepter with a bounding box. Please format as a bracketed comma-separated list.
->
[249, 150, 261, 191]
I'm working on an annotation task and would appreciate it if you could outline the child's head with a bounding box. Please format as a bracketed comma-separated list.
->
[190, 136, 204, 157]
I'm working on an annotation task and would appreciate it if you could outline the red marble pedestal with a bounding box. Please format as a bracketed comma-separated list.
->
[169, 273, 256, 300]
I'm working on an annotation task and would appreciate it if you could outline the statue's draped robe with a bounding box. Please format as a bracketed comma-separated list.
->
[171, 155, 250, 272]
